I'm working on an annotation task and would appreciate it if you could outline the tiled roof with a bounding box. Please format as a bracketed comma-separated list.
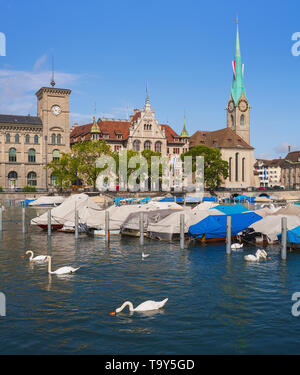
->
[255, 158, 284, 167]
[189, 128, 253, 149]
[161, 124, 184, 144]
[0, 114, 42, 126]
[285, 151, 300, 163]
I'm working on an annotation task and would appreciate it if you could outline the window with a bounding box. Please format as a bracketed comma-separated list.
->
[50, 173, 58, 186]
[231, 115, 234, 127]
[51, 133, 56, 144]
[57, 134, 61, 145]
[242, 157, 245, 182]
[8, 171, 17, 187]
[240, 114, 245, 126]
[27, 172, 37, 186]
[133, 140, 140, 151]
[28, 148, 36, 163]
[9, 148, 17, 162]
[15, 134, 20, 143]
[117, 134, 122, 139]
[155, 141, 162, 153]
[6, 133, 10, 143]
[229, 157, 232, 182]
[144, 124, 152, 130]
[235, 152, 239, 182]
[173, 148, 180, 154]
[34, 135, 39, 144]
[103, 133, 109, 139]
[144, 140, 151, 150]
[114, 145, 122, 151]
[25, 134, 30, 144]
[53, 149, 60, 161]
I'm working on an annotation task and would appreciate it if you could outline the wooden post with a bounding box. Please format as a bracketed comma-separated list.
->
[105, 210, 110, 243]
[139, 212, 144, 246]
[47, 209, 51, 237]
[75, 209, 79, 239]
[22, 206, 26, 234]
[281, 216, 287, 260]
[180, 213, 185, 249]
[226, 215, 232, 255]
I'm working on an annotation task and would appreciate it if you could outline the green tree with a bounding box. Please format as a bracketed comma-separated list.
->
[72, 140, 112, 191]
[47, 153, 78, 191]
[181, 145, 229, 191]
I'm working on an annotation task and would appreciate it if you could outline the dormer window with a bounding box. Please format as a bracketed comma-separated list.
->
[103, 133, 109, 139]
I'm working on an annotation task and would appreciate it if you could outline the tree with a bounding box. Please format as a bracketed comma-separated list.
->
[71, 140, 112, 191]
[181, 145, 229, 191]
[47, 153, 78, 191]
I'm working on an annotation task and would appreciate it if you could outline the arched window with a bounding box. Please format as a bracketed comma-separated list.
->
[25, 134, 30, 144]
[51, 133, 56, 144]
[34, 135, 39, 144]
[9, 148, 16, 162]
[8, 171, 17, 188]
[235, 152, 239, 182]
[50, 173, 58, 186]
[57, 134, 61, 144]
[155, 141, 162, 153]
[15, 134, 20, 143]
[133, 140, 140, 151]
[240, 114, 245, 126]
[144, 140, 151, 150]
[28, 148, 36, 163]
[6, 133, 10, 143]
[27, 172, 37, 186]
[52, 149, 60, 161]
[229, 157, 232, 182]
[231, 115, 234, 127]
[242, 157, 245, 182]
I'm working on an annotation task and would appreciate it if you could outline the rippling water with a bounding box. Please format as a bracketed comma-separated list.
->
[1, 207, 300, 354]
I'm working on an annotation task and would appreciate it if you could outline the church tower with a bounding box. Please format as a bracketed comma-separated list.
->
[226, 19, 250, 145]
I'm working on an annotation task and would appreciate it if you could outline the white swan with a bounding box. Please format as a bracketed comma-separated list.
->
[142, 252, 150, 259]
[22, 250, 48, 263]
[231, 243, 243, 250]
[47, 256, 80, 275]
[110, 298, 168, 315]
[244, 249, 268, 261]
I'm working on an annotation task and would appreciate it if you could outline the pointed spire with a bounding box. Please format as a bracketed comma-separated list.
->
[180, 109, 189, 138]
[235, 16, 241, 58]
[91, 102, 101, 134]
[50, 56, 55, 87]
[145, 81, 149, 104]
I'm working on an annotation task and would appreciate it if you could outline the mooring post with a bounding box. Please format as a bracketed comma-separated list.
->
[47, 209, 51, 237]
[281, 216, 287, 260]
[105, 210, 110, 243]
[22, 206, 26, 234]
[139, 212, 144, 246]
[75, 209, 79, 239]
[180, 213, 185, 250]
[184, 194, 186, 207]
[226, 215, 232, 255]
[0, 206, 2, 232]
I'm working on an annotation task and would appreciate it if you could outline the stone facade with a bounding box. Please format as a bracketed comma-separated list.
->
[281, 151, 300, 190]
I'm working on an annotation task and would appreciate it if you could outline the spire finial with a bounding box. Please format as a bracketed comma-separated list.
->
[50, 56, 55, 87]
[180, 109, 189, 138]
[145, 81, 150, 105]
[236, 15, 238, 24]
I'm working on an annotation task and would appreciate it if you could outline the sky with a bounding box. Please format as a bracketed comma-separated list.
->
[0, 0, 300, 159]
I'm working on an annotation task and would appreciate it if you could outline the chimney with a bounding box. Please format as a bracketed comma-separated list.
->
[72, 122, 79, 131]
[288, 145, 291, 153]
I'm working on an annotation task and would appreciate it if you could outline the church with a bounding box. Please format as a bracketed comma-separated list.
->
[189, 20, 256, 189]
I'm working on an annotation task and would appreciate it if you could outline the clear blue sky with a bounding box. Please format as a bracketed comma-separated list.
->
[0, 0, 299, 159]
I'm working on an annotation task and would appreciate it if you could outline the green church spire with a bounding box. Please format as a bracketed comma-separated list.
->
[91, 105, 100, 133]
[231, 17, 246, 105]
[180, 110, 189, 138]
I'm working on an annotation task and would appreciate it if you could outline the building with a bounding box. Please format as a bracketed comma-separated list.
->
[0, 82, 71, 190]
[281, 151, 300, 189]
[189, 20, 256, 189]
[254, 159, 283, 187]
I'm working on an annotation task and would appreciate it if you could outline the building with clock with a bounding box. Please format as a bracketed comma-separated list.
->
[189, 20, 256, 189]
[0, 82, 71, 190]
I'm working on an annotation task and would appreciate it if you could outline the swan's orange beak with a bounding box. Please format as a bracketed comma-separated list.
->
[21, 256, 25, 259]
[110, 311, 116, 316]
[267, 257, 271, 259]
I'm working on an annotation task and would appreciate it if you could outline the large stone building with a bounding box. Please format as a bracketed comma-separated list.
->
[0, 83, 71, 190]
[254, 159, 283, 188]
[189, 20, 256, 189]
[281, 151, 300, 189]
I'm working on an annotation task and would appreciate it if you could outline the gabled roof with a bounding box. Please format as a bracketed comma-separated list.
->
[255, 158, 284, 167]
[284, 151, 300, 163]
[189, 127, 253, 149]
[0, 114, 42, 126]
[161, 124, 184, 144]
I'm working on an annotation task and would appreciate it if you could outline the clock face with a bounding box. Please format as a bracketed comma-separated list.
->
[51, 105, 61, 116]
[228, 101, 235, 112]
[238, 99, 248, 112]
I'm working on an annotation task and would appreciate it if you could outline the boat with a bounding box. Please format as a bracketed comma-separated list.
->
[29, 196, 65, 206]
[278, 225, 300, 249]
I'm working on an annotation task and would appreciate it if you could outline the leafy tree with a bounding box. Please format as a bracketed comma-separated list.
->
[72, 140, 112, 191]
[47, 153, 78, 191]
[181, 145, 229, 191]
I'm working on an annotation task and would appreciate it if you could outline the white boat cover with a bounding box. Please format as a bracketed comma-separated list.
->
[31, 193, 102, 228]
[248, 214, 300, 242]
[273, 204, 300, 216]
[29, 196, 65, 206]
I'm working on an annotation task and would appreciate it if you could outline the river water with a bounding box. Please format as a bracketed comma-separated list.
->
[0, 206, 300, 354]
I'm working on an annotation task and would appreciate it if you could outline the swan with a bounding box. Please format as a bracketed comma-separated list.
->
[142, 252, 150, 259]
[231, 243, 243, 250]
[244, 249, 268, 261]
[22, 250, 48, 263]
[47, 256, 80, 275]
[110, 298, 168, 315]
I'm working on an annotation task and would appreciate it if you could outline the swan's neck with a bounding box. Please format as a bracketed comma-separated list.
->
[116, 301, 134, 313]
[48, 257, 54, 274]
[28, 251, 33, 260]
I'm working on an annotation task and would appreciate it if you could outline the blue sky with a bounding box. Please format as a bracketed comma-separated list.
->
[0, 0, 299, 159]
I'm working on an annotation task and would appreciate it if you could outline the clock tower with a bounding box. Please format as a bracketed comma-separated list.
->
[226, 19, 250, 145]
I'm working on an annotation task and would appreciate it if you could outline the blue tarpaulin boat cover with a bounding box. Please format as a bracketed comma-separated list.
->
[203, 196, 218, 202]
[278, 225, 300, 244]
[233, 195, 256, 203]
[213, 204, 249, 215]
[188, 212, 262, 239]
